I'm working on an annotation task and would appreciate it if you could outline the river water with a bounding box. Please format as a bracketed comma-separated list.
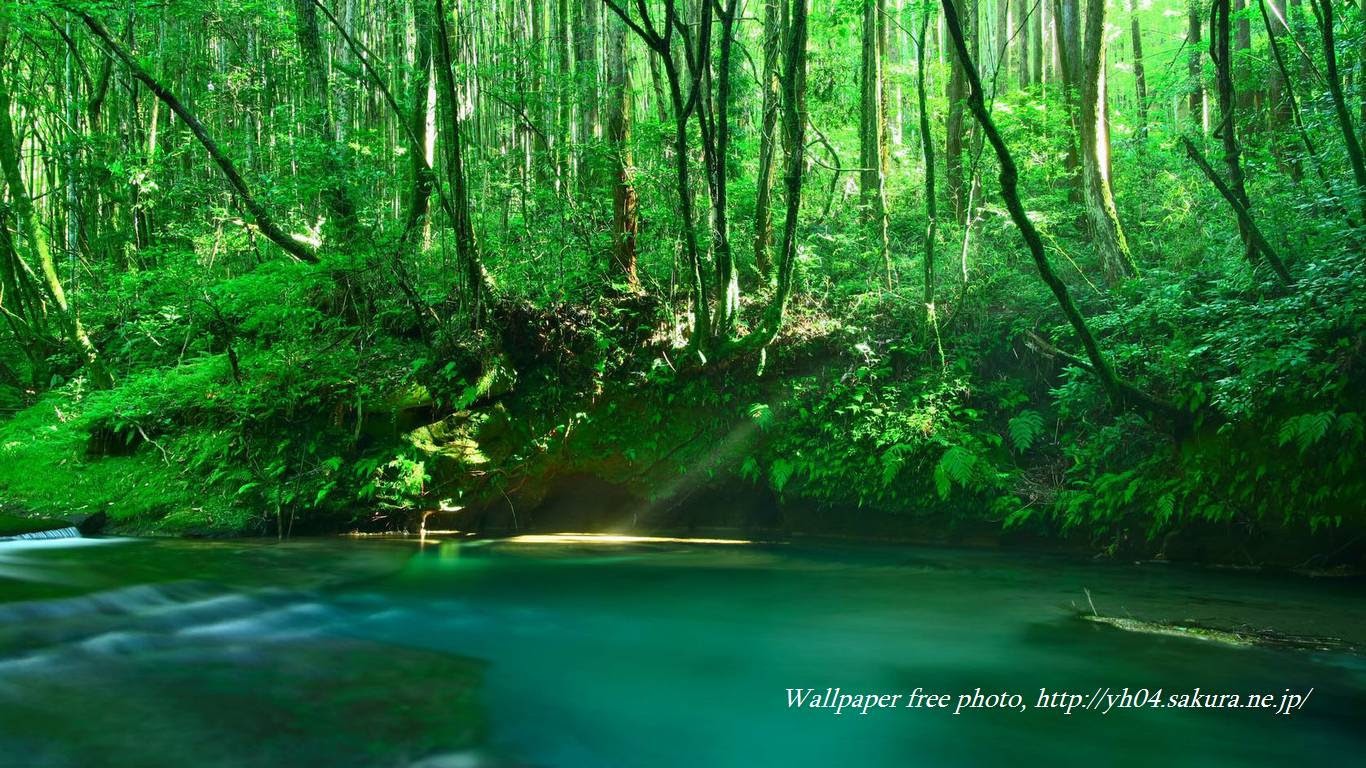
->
[0, 535, 1362, 767]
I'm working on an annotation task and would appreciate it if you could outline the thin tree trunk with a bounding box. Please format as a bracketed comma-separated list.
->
[709, 0, 740, 334]
[1188, 0, 1205, 129]
[293, 0, 360, 239]
[603, 0, 711, 351]
[530, 0, 551, 184]
[606, 15, 638, 288]
[1181, 137, 1292, 283]
[556, 0, 572, 190]
[1211, 0, 1259, 265]
[1234, 0, 1253, 111]
[917, 6, 937, 315]
[574, 0, 599, 190]
[994, 0, 1009, 91]
[1128, 0, 1148, 139]
[762, 0, 809, 339]
[1261, 0, 1338, 197]
[860, 0, 891, 285]
[946, 0, 975, 224]
[753, 0, 782, 279]
[1031, 0, 1043, 83]
[1054, 0, 1082, 202]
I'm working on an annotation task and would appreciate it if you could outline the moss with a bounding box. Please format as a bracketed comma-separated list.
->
[0, 512, 70, 537]
[0, 391, 250, 536]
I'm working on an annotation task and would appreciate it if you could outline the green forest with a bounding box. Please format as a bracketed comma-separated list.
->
[0, 0, 1363, 565]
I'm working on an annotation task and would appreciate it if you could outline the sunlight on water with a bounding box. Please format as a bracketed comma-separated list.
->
[503, 532, 753, 545]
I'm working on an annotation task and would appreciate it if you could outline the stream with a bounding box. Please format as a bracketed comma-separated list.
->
[0, 534, 1362, 766]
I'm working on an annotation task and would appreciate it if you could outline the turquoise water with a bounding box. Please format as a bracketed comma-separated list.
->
[0, 535, 1362, 766]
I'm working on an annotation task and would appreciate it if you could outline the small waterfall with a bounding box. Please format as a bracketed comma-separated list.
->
[2, 526, 82, 541]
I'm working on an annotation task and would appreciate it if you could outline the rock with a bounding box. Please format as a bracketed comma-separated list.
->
[71, 511, 108, 535]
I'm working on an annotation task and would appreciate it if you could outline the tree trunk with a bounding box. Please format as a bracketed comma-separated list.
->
[1128, 0, 1148, 139]
[293, 0, 360, 239]
[1188, 0, 1205, 129]
[946, 0, 976, 224]
[574, 0, 599, 190]
[763, 0, 810, 339]
[994, 0, 1009, 91]
[555, 0, 572, 191]
[405, 0, 436, 238]
[917, 6, 937, 314]
[860, 0, 891, 285]
[1234, 0, 1254, 112]
[1211, 0, 1261, 266]
[434, 0, 493, 321]
[708, 0, 740, 334]
[530, 0, 551, 184]
[603, 0, 711, 351]
[1260, 0, 1345, 213]
[1079, 0, 1137, 279]
[606, 14, 637, 288]
[754, 0, 782, 279]
[1181, 137, 1292, 283]
[1054, 0, 1082, 202]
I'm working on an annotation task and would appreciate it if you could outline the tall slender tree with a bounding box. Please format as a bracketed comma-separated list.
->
[1128, 0, 1148, 140]
[1078, 0, 1137, 279]
[860, 0, 892, 285]
[754, 0, 783, 280]
[606, 13, 638, 288]
[946, 0, 977, 224]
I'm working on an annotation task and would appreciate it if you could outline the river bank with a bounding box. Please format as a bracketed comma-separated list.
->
[2, 341, 1363, 572]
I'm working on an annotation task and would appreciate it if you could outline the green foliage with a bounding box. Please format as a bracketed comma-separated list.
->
[740, 328, 1013, 516]
[933, 446, 979, 500]
[2, 0, 1364, 559]
[1006, 410, 1045, 453]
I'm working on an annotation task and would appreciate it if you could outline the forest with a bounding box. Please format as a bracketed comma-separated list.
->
[0, 0, 1363, 565]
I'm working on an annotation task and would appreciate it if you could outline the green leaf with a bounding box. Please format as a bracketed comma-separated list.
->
[1007, 410, 1045, 453]
[934, 446, 977, 500]
[770, 458, 795, 493]
[747, 403, 774, 430]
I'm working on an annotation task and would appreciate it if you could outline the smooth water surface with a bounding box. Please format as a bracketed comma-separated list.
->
[0, 535, 1362, 767]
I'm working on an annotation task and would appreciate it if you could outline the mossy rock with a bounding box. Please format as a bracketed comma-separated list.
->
[0, 512, 72, 538]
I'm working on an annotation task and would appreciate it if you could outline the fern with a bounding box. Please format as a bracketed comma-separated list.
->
[879, 444, 914, 488]
[1278, 412, 1335, 454]
[934, 446, 977, 499]
[747, 403, 775, 431]
[1007, 410, 1045, 453]
[770, 458, 795, 493]
[739, 456, 762, 484]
